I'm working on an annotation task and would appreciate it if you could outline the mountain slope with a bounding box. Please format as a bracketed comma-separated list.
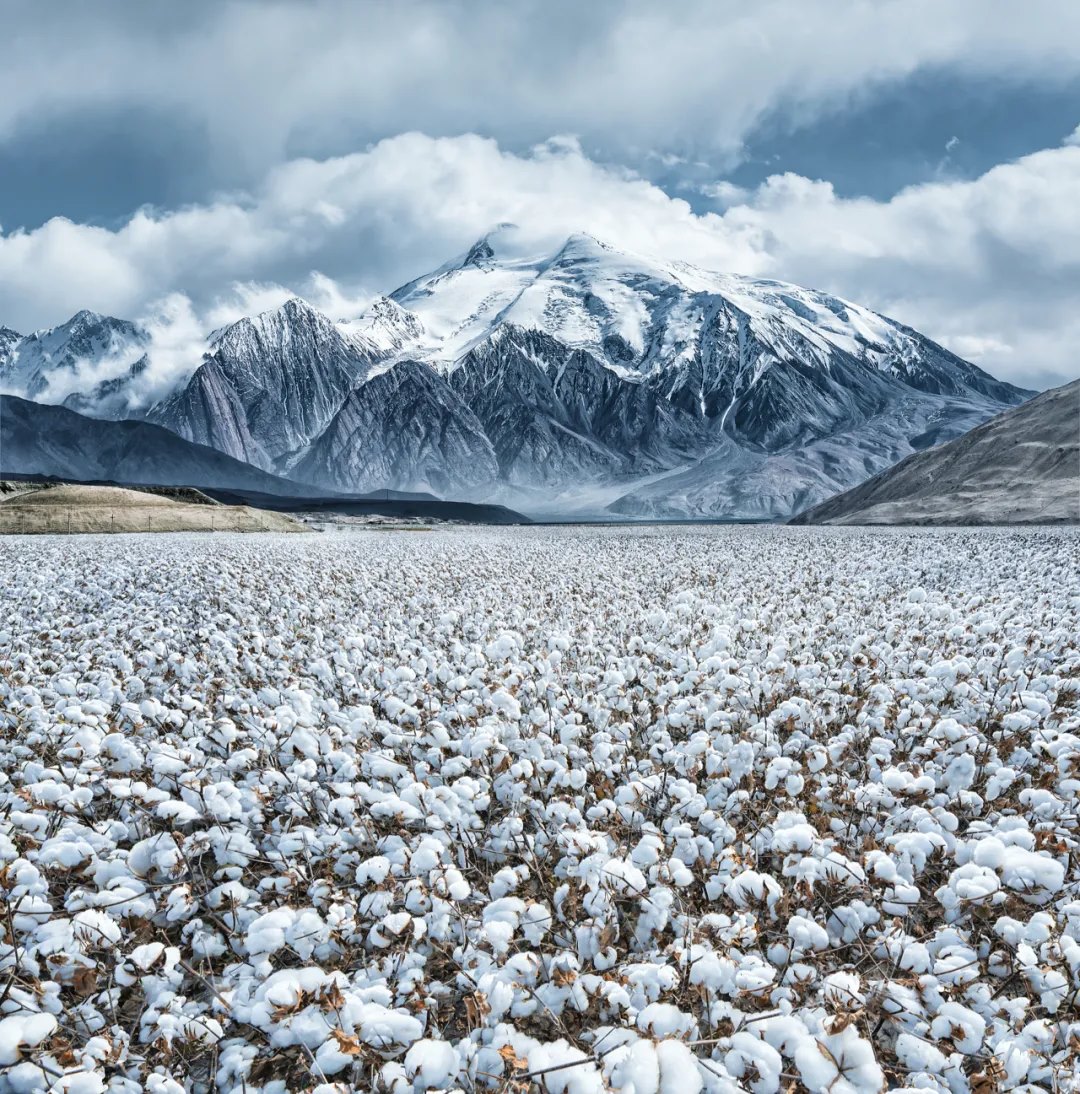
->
[292, 360, 499, 494]
[150, 298, 375, 471]
[0, 395, 318, 494]
[789, 380, 1079, 525]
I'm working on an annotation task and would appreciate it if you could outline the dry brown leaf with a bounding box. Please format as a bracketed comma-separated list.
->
[464, 990, 492, 1027]
[330, 1029, 364, 1056]
[72, 966, 98, 997]
[498, 1043, 529, 1071]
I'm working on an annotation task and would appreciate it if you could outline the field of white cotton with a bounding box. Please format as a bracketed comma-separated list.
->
[1, 525, 1078, 1094]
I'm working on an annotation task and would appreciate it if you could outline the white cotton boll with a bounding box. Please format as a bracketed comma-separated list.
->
[355, 856, 391, 885]
[609, 1039, 659, 1094]
[972, 837, 1006, 870]
[602, 858, 648, 896]
[129, 942, 166, 970]
[636, 1003, 695, 1039]
[527, 1040, 605, 1094]
[433, 866, 470, 901]
[410, 840, 444, 875]
[823, 971, 863, 1008]
[895, 1032, 948, 1075]
[522, 903, 551, 945]
[482, 919, 515, 954]
[662, 857, 694, 888]
[146, 1077, 185, 1094]
[656, 1040, 701, 1093]
[734, 958, 776, 994]
[631, 833, 665, 868]
[725, 870, 781, 912]
[127, 833, 182, 881]
[1000, 845, 1065, 899]
[787, 915, 829, 953]
[0, 1013, 59, 1065]
[930, 1002, 985, 1054]
[286, 909, 329, 960]
[490, 689, 522, 720]
[794, 1026, 883, 1094]
[772, 813, 815, 853]
[942, 753, 976, 794]
[404, 1038, 459, 1089]
[245, 907, 294, 956]
[724, 1031, 782, 1093]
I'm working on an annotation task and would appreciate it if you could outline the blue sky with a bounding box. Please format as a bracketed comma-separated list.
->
[1, 0, 1078, 388]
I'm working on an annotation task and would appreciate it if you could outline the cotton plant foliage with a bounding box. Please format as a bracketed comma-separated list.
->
[1, 526, 1079, 1093]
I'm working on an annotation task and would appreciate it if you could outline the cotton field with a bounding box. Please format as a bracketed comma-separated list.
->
[1, 526, 1079, 1094]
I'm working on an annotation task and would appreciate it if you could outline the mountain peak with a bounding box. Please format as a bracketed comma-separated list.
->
[246, 297, 332, 333]
[462, 238, 496, 269]
[341, 296, 425, 356]
[359, 296, 423, 333]
[458, 223, 523, 271]
[559, 231, 611, 253]
[279, 296, 324, 321]
[66, 308, 107, 330]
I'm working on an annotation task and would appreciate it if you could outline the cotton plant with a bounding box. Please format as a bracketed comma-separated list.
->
[0, 526, 1078, 1092]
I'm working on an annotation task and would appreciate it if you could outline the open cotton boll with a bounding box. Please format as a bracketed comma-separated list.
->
[930, 1001, 985, 1055]
[636, 1002, 695, 1039]
[794, 1026, 884, 1094]
[724, 1031, 782, 1093]
[404, 1038, 459, 1089]
[0, 1013, 58, 1065]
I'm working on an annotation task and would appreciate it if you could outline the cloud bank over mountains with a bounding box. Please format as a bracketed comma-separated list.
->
[2, 129, 1079, 390]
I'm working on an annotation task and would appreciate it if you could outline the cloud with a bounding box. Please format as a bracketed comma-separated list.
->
[1, 130, 1078, 391]
[696, 181, 753, 207]
[4, 0, 1080, 183]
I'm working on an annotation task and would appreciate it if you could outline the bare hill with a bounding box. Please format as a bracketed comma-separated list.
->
[0, 483, 311, 534]
[792, 380, 1079, 525]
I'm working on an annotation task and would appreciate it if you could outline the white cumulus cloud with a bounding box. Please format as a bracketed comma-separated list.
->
[1, 130, 1078, 390]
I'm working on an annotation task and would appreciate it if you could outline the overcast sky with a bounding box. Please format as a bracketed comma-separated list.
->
[2, 0, 1079, 389]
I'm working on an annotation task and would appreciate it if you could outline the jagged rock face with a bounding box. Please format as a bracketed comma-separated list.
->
[338, 296, 425, 356]
[150, 298, 374, 472]
[292, 361, 498, 494]
[447, 328, 709, 484]
[0, 311, 151, 417]
[0, 327, 21, 363]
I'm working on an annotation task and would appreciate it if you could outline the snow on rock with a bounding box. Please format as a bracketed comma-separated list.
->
[0, 524, 1078, 1092]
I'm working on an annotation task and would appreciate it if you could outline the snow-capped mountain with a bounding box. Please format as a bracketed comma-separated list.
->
[3, 230, 1033, 517]
[0, 310, 150, 417]
[149, 298, 375, 472]
[372, 229, 1027, 514]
